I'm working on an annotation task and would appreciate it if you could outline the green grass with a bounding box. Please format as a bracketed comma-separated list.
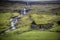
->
[50, 23, 60, 32]
[0, 12, 19, 32]
[0, 6, 60, 40]
[31, 14, 57, 24]
[0, 13, 11, 32]
[0, 13, 60, 40]
[0, 31, 60, 40]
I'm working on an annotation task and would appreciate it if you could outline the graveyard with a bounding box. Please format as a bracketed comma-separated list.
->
[0, 1, 60, 40]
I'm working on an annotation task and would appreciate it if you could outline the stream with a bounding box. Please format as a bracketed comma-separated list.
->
[0, 8, 30, 35]
[6, 8, 29, 32]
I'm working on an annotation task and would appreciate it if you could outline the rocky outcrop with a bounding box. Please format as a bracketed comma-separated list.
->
[31, 21, 54, 30]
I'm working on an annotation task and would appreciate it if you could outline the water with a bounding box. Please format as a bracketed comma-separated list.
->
[5, 8, 25, 31]
[5, 30, 11, 32]
[10, 17, 18, 29]
[17, 14, 23, 18]
[0, 7, 30, 34]
[23, 8, 27, 14]
[11, 8, 30, 29]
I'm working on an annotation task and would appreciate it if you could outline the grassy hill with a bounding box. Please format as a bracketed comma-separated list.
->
[0, 3, 60, 40]
[0, 11, 60, 40]
[0, 30, 60, 40]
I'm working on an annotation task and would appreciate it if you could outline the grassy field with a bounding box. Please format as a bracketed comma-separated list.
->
[0, 31, 60, 40]
[0, 3, 60, 40]
[0, 12, 60, 40]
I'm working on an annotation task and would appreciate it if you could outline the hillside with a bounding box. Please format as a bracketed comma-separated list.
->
[0, 3, 60, 40]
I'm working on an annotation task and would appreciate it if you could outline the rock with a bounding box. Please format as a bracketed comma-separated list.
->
[57, 21, 60, 25]
[31, 21, 53, 30]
